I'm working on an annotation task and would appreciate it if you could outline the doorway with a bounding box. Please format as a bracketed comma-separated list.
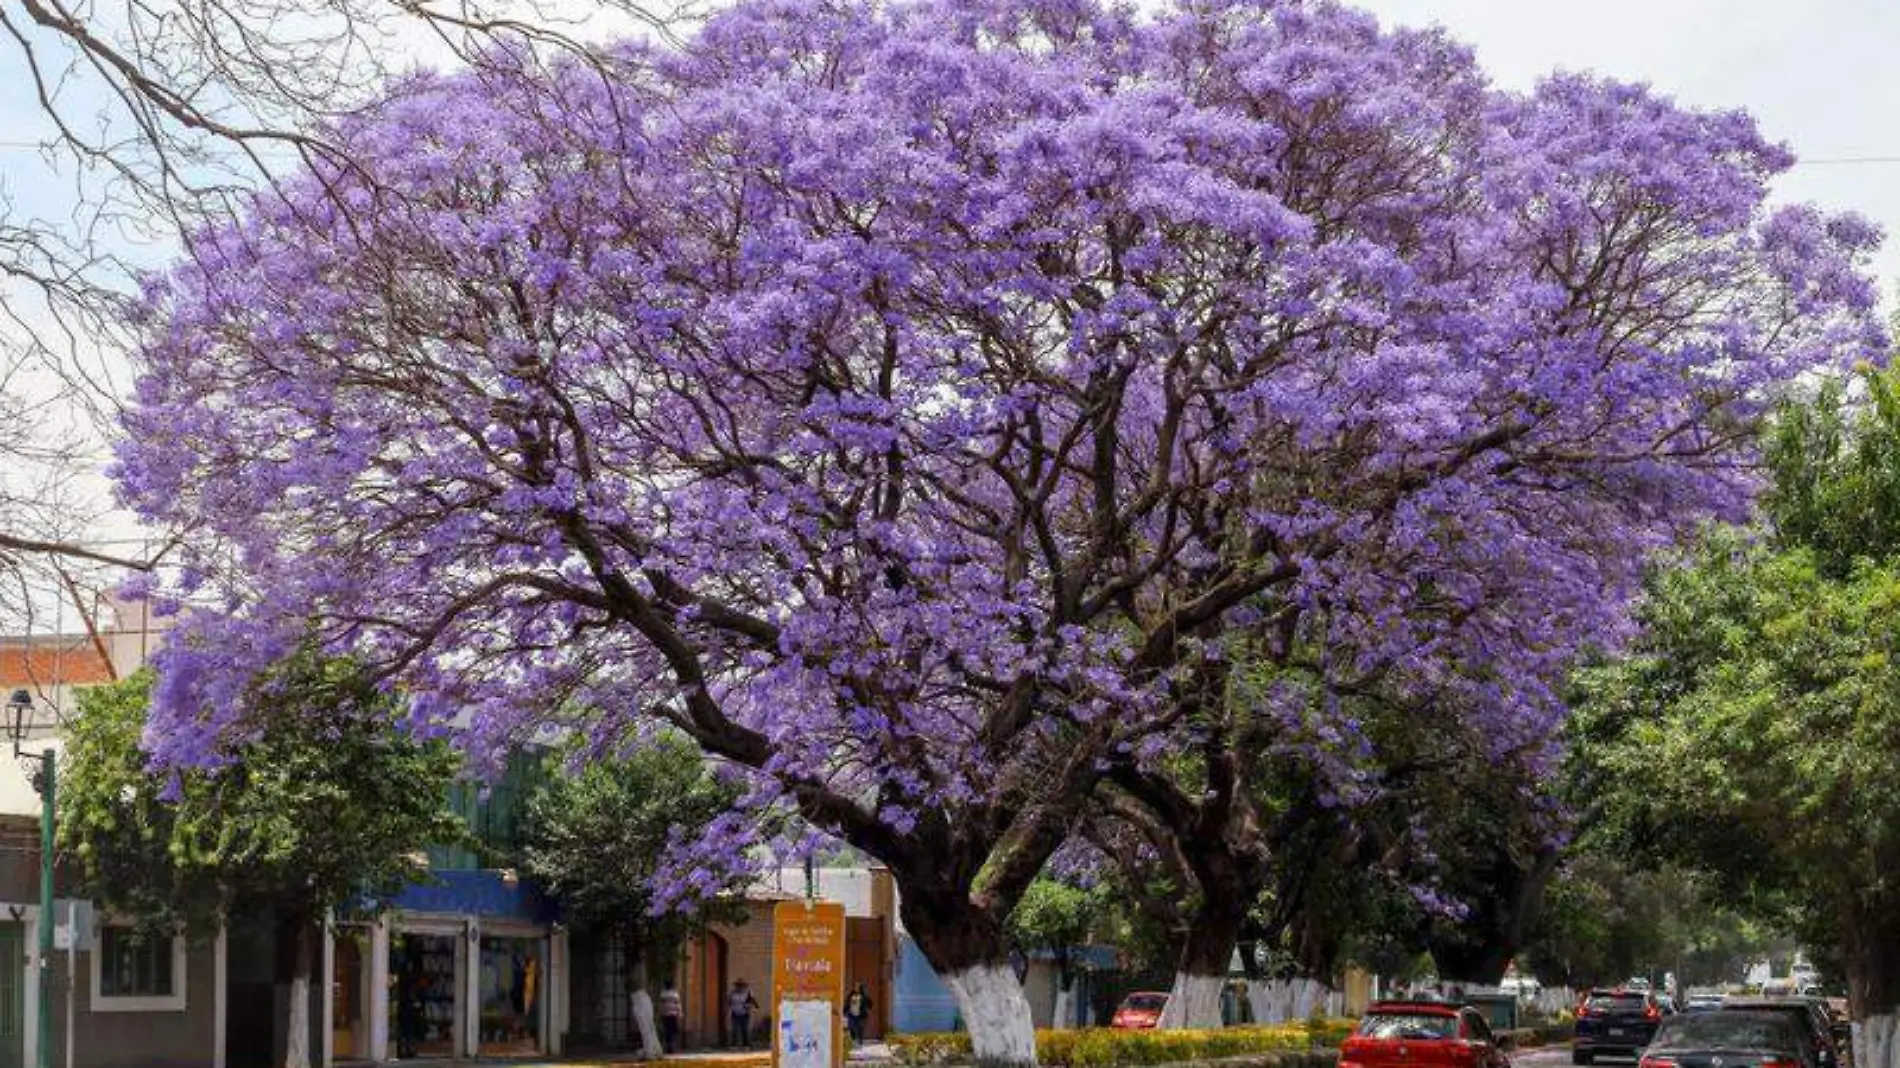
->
[390, 933, 459, 1059]
[845, 918, 890, 1040]
[331, 931, 366, 1060]
[0, 923, 21, 1068]
[688, 930, 728, 1050]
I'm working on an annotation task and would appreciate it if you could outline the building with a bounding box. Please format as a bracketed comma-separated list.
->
[1, 599, 226, 1068]
[0, 603, 572, 1068]
[325, 751, 568, 1063]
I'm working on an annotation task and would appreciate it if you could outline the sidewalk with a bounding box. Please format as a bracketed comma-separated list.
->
[422, 1041, 892, 1068]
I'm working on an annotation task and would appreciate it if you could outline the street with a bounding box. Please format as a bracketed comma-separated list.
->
[1512, 1048, 1593, 1068]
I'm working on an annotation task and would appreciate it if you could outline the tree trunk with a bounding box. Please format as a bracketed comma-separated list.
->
[1430, 847, 1559, 986]
[1289, 977, 1332, 1020]
[901, 890, 1036, 1068]
[1051, 954, 1076, 1031]
[1842, 897, 1900, 1068]
[1159, 856, 1248, 1030]
[1052, 981, 1076, 1031]
[285, 920, 314, 1068]
[631, 943, 663, 1060]
[1160, 923, 1232, 1029]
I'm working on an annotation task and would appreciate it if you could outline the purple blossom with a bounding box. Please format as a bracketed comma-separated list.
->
[110, 0, 1884, 1041]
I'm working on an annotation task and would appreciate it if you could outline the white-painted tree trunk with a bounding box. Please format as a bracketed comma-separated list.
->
[945, 964, 1038, 1068]
[1245, 978, 1330, 1024]
[1158, 972, 1225, 1029]
[1246, 982, 1273, 1025]
[1052, 980, 1076, 1031]
[286, 934, 312, 1068]
[632, 987, 662, 1059]
[1855, 1013, 1898, 1068]
[1289, 978, 1332, 1021]
[1250, 980, 1296, 1024]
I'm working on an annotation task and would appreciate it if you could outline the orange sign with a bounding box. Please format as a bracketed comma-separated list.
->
[771, 900, 846, 1068]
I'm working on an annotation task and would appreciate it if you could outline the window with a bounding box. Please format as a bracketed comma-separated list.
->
[1463, 1010, 1495, 1043]
[1358, 1013, 1459, 1040]
[91, 925, 187, 1012]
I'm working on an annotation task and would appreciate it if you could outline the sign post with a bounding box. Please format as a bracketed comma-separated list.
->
[771, 900, 846, 1068]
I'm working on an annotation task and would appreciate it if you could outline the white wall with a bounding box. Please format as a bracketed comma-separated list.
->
[0, 737, 62, 817]
[764, 868, 880, 917]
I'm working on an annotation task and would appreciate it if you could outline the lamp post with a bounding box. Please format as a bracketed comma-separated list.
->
[7, 688, 54, 1068]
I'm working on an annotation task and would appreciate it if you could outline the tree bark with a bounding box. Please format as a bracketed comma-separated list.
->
[285, 919, 314, 1068]
[900, 887, 1036, 1068]
[1430, 847, 1559, 986]
[1158, 870, 1246, 1030]
[631, 943, 663, 1061]
[1842, 896, 1900, 1068]
[1052, 966, 1077, 1031]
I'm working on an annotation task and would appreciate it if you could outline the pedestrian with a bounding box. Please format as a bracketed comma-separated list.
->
[844, 982, 873, 1046]
[659, 980, 684, 1054]
[730, 979, 759, 1049]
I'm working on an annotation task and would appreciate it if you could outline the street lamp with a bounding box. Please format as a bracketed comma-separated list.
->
[6, 688, 54, 1068]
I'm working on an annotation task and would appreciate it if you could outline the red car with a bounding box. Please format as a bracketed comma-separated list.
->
[1339, 1002, 1512, 1068]
[1111, 992, 1170, 1029]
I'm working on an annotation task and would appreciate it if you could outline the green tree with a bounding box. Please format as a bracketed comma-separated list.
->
[1575, 365, 1900, 1068]
[59, 658, 466, 1068]
[1005, 877, 1111, 1029]
[519, 737, 749, 1053]
[1518, 857, 1770, 990]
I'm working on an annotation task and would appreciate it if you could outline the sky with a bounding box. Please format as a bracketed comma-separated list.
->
[3, 0, 1900, 595]
[1355, 0, 1900, 292]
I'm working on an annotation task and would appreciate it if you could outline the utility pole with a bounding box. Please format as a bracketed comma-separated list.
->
[9, 690, 54, 1068]
[33, 748, 53, 1068]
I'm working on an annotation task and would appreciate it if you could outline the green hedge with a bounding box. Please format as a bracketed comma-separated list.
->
[890, 1019, 1356, 1068]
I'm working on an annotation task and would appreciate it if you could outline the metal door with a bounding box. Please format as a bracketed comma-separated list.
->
[0, 923, 24, 1068]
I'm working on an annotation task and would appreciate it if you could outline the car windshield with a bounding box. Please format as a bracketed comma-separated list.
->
[1726, 1005, 1821, 1035]
[1588, 995, 1649, 1013]
[1123, 995, 1166, 1011]
[1652, 1013, 1803, 1052]
[1359, 1014, 1459, 1040]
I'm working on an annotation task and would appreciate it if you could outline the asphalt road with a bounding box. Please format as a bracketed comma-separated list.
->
[1511, 1047, 1638, 1068]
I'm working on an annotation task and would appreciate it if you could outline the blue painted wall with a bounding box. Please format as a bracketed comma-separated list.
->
[376, 869, 557, 923]
[892, 934, 959, 1034]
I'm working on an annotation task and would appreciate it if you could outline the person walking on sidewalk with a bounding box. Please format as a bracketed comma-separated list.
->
[844, 983, 873, 1046]
[659, 981, 684, 1053]
[729, 979, 759, 1049]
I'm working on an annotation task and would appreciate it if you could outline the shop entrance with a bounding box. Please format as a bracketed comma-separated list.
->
[477, 934, 543, 1055]
[390, 933, 459, 1059]
[331, 930, 368, 1060]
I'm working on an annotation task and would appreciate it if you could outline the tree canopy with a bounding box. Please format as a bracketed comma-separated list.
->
[1574, 366, 1900, 1059]
[111, 0, 1883, 1058]
[60, 658, 467, 931]
[60, 656, 469, 1068]
[521, 736, 750, 953]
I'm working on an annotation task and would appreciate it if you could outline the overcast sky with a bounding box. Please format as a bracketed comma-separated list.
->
[4, 0, 1898, 291]
[1357, 0, 1900, 294]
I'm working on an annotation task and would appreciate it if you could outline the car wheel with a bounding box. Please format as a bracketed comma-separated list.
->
[1575, 1052, 1594, 1065]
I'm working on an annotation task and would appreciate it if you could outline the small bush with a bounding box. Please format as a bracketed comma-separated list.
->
[890, 1020, 1355, 1067]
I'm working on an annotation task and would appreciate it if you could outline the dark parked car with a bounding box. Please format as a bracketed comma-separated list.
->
[1338, 1001, 1512, 1068]
[1639, 1009, 1817, 1068]
[1576, 989, 1667, 1063]
[1720, 999, 1845, 1068]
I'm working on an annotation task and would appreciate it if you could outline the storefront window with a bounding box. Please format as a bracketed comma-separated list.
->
[479, 935, 542, 1055]
[391, 933, 459, 1059]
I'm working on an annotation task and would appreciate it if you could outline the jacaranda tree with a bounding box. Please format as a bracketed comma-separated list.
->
[113, 0, 1883, 1059]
